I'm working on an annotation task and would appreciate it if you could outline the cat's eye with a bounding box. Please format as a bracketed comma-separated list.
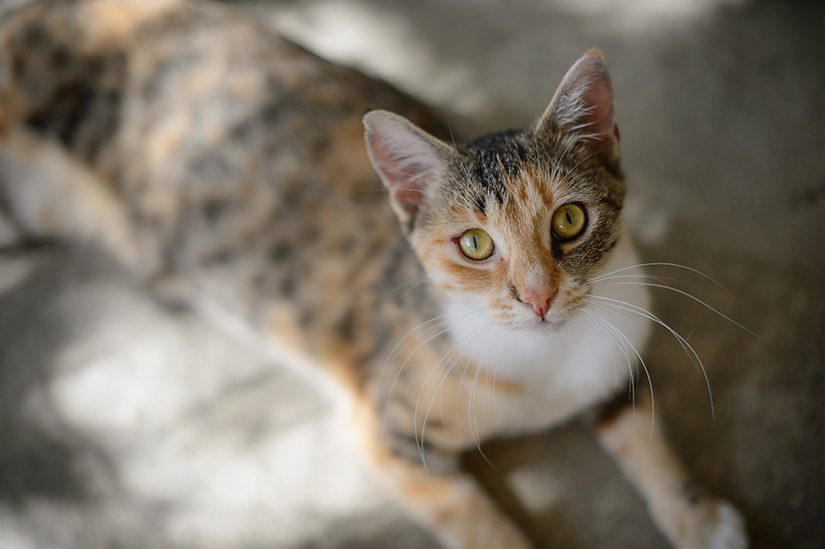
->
[551, 203, 587, 241]
[458, 229, 495, 261]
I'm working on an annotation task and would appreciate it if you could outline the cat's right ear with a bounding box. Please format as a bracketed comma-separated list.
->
[363, 110, 453, 231]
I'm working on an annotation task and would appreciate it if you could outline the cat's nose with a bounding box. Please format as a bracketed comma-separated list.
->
[522, 288, 558, 320]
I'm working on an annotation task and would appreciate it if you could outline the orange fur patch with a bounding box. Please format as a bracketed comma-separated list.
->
[79, 0, 181, 48]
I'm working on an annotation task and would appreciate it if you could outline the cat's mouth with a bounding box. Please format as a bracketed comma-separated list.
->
[502, 289, 587, 333]
[501, 310, 568, 333]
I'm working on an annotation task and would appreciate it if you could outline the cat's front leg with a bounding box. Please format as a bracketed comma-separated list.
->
[594, 392, 747, 549]
[353, 400, 531, 549]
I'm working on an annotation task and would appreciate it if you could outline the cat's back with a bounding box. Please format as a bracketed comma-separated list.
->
[0, 0, 443, 370]
[0, 0, 439, 186]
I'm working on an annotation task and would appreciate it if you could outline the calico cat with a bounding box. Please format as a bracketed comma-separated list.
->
[0, 1, 747, 547]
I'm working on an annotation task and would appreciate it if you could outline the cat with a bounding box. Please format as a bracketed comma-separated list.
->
[0, 1, 747, 547]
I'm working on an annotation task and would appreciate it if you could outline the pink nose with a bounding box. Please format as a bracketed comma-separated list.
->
[522, 288, 558, 320]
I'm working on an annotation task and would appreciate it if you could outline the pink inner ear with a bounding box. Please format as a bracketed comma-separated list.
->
[579, 81, 619, 163]
[581, 80, 614, 139]
[368, 131, 427, 218]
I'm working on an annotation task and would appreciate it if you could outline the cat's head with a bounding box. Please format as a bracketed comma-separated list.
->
[364, 50, 624, 332]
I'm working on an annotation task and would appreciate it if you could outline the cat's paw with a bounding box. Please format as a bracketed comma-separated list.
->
[668, 498, 747, 549]
[460, 517, 532, 549]
[490, 525, 533, 549]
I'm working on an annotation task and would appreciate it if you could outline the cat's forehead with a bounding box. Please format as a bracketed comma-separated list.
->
[463, 129, 531, 205]
[450, 130, 559, 218]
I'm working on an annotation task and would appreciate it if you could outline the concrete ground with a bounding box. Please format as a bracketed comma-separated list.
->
[1, 0, 824, 547]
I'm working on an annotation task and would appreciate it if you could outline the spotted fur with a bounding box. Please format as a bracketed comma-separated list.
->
[0, 2, 747, 548]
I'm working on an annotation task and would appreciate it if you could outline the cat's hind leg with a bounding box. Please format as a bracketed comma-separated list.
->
[0, 129, 140, 267]
[595, 391, 747, 549]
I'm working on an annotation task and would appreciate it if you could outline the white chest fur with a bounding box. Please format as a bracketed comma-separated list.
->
[443, 233, 653, 436]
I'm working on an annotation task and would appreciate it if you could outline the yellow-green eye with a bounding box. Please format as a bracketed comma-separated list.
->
[458, 229, 495, 260]
[552, 203, 587, 241]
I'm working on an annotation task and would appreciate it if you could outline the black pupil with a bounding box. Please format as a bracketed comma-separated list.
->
[565, 210, 573, 225]
[472, 234, 478, 249]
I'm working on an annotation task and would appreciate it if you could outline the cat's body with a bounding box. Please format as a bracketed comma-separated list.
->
[0, 1, 746, 548]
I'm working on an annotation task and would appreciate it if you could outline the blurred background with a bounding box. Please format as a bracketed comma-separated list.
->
[1, 0, 824, 547]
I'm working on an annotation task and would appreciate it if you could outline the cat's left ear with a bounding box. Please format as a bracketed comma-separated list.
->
[363, 110, 454, 231]
[535, 49, 619, 166]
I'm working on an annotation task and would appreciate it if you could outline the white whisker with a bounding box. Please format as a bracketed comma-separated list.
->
[378, 307, 485, 416]
[589, 273, 692, 288]
[381, 323, 453, 431]
[468, 340, 497, 469]
[415, 339, 463, 471]
[584, 307, 655, 437]
[586, 294, 716, 423]
[417, 318, 488, 470]
[581, 308, 621, 387]
[581, 308, 636, 404]
[594, 281, 758, 338]
[588, 261, 728, 291]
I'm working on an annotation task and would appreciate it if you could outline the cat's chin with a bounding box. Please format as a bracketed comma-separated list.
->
[502, 316, 566, 335]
